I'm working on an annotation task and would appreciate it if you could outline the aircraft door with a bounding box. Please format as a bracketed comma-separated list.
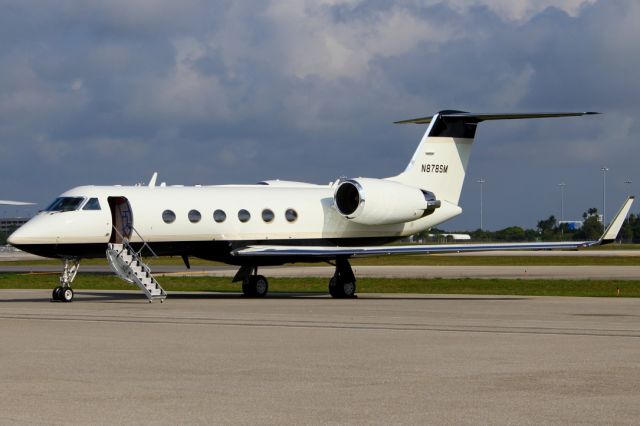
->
[108, 197, 133, 243]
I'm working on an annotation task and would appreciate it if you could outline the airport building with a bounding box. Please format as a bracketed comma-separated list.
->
[0, 217, 29, 234]
[559, 220, 583, 231]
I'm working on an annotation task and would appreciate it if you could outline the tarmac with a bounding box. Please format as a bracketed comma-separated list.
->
[1, 289, 639, 424]
[2, 264, 640, 280]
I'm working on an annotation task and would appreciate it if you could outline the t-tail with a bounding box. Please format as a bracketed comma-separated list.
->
[388, 110, 599, 206]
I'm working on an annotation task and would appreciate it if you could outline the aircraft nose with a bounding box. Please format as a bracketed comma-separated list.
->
[7, 224, 28, 247]
[6, 218, 49, 248]
[6, 216, 60, 258]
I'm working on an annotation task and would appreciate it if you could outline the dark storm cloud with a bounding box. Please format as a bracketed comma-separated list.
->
[0, 0, 638, 229]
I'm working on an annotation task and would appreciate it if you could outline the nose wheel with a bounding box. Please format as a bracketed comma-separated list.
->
[51, 258, 80, 303]
[52, 286, 74, 302]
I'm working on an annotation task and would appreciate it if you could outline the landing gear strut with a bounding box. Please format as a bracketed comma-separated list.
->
[329, 257, 357, 298]
[52, 258, 80, 303]
[234, 265, 269, 298]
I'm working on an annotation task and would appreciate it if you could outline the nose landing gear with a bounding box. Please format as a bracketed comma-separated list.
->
[52, 258, 80, 302]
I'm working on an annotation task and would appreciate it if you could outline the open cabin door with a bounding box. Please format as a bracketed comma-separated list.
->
[105, 197, 166, 302]
[108, 197, 133, 243]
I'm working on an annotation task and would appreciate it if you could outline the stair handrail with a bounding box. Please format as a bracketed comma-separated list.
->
[110, 227, 156, 287]
[111, 225, 158, 258]
[130, 225, 159, 258]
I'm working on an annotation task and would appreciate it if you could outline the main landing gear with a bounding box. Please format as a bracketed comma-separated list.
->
[234, 265, 269, 298]
[52, 258, 80, 303]
[328, 257, 357, 298]
[233, 257, 357, 299]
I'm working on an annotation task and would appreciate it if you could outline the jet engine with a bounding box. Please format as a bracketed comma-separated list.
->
[333, 178, 440, 225]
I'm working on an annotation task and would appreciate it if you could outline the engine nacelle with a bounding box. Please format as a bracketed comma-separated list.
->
[333, 178, 440, 225]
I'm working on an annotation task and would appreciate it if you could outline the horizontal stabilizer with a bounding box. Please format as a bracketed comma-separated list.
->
[394, 111, 599, 125]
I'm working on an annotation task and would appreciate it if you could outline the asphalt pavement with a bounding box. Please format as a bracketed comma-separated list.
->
[1, 290, 639, 424]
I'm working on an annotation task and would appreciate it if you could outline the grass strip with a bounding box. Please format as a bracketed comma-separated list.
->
[1, 273, 638, 297]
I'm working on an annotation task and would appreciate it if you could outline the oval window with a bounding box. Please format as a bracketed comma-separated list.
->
[238, 209, 251, 223]
[162, 210, 176, 224]
[262, 209, 274, 223]
[188, 209, 201, 223]
[213, 209, 226, 223]
[285, 208, 298, 222]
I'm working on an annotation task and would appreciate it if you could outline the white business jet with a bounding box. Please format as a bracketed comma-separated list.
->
[8, 110, 634, 302]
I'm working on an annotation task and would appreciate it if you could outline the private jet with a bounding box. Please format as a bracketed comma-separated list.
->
[8, 111, 634, 302]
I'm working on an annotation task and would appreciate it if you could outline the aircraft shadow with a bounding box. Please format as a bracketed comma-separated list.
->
[0, 291, 529, 303]
[87, 292, 530, 302]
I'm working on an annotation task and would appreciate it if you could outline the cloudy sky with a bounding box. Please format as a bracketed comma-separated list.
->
[1, 0, 639, 230]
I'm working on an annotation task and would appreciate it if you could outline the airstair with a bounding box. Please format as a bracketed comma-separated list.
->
[106, 229, 166, 302]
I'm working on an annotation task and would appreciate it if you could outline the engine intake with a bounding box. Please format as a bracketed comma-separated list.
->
[334, 180, 363, 216]
[334, 178, 440, 225]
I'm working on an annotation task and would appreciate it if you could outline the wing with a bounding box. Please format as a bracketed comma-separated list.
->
[233, 196, 634, 258]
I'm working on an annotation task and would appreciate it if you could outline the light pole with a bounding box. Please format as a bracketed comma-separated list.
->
[476, 179, 485, 230]
[557, 183, 566, 222]
[601, 167, 609, 226]
[558, 183, 566, 240]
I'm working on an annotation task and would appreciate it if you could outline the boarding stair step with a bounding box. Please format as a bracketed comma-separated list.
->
[106, 242, 166, 302]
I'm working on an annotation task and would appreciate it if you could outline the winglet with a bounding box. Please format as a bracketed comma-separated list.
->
[599, 196, 635, 244]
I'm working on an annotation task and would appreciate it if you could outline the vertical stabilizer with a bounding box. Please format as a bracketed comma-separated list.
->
[388, 111, 476, 206]
[388, 110, 598, 206]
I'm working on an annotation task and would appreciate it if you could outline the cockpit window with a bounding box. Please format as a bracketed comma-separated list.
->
[83, 198, 101, 211]
[45, 197, 85, 212]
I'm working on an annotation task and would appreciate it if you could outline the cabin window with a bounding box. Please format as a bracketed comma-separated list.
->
[238, 209, 251, 223]
[213, 209, 226, 223]
[162, 210, 176, 224]
[45, 197, 85, 212]
[285, 208, 298, 222]
[188, 209, 201, 223]
[262, 209, 274, 223]
[82, 198, 101, 211]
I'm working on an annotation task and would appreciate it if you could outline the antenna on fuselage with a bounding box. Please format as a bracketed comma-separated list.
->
[148, 172, 158, 188]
